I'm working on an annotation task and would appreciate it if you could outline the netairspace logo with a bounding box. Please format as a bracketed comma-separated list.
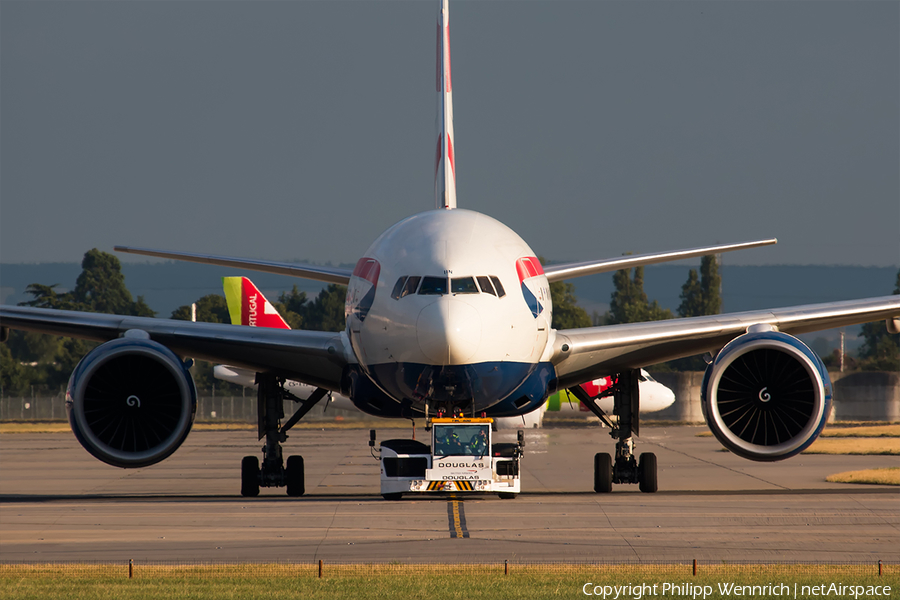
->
[581, 582, 893, 599]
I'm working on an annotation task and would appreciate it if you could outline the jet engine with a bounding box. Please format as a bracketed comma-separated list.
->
[701, 325, 831, 461]
[66, 334, 197, 468]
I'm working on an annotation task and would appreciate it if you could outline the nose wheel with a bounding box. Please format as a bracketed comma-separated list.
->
[575, 369, 658, 493]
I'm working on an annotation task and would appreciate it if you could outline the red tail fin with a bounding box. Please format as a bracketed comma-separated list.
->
[223, 277, 291, 329]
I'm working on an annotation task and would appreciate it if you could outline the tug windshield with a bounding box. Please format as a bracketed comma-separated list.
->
[432, 424, 490, 457]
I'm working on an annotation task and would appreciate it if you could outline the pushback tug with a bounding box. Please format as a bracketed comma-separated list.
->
[370, 416, 524, 500]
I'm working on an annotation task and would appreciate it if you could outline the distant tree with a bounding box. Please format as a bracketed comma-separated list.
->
[302, 284, 347, 332]
[699, 255, 722, 315]
[678, 255, 721, 318]
[6, 330, 61, 365]
[853, 268, 900, 371]
[274, 286, 308, 330]
[170, 294, 238, 393]
[608, 266, 673, 325]
[21, 250, 154, 317]
[856, 268, 899, 371]
[0, 342, 32, 394]
[171, 294, 230, 323]
[677, 269, 703, 318]
[71, 249, 155, 316]
[20, 283, 84, 311]
[5, 249, 154, 390]
[550, 281, 592, 329]
[673, 255, 723, 370]
[52, 338, 94, 383]
[609, 267, 647, 325]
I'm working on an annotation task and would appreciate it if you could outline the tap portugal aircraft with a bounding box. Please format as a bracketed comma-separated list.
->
[2, 0, 898, 497]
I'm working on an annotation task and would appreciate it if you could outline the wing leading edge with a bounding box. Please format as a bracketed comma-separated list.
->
[551, 295, 900, 390]
[114, 246, 352, 285]
[0, 306, 349, 392]
[543, 239, 777, 282]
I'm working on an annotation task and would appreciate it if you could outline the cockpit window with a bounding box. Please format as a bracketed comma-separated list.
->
[476, 276, 495, 296]
[490, 276, 506, 298]
[401, 276, 420, 298]
[390, 277, 407, 300]
[451, 277, 478, 294]
[418, 276, 448, 295]
[394, 275, 504, 298]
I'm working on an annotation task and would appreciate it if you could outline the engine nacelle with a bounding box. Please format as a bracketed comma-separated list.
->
[702, 326, 831, 462]
[66, 335, 197, 468]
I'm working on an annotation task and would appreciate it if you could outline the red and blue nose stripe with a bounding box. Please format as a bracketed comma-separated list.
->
[516, 257, 544, 318]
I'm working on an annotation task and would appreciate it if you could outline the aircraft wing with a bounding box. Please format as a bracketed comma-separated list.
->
[114, 246, 352, 285]
[543, 239, 777, 282]
[551, 295, 900, 390]
[0, 306, 348, 391]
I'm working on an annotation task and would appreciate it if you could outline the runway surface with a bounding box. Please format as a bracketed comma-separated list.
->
[1, 426, 897, 563]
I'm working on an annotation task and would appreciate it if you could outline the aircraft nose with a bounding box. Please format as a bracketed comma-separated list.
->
[417, 299, 481, 364]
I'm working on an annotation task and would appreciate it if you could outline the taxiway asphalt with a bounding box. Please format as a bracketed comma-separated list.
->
[1, 426, 897, 563]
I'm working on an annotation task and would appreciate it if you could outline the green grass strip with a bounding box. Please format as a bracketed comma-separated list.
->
[1, 564, 897, 600]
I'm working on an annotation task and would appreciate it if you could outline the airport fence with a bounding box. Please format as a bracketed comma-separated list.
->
[0, 560, 895, 579]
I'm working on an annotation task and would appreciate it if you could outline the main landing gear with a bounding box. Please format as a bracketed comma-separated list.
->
[240, 373, 327, 497]
[570, 369, 658, 494]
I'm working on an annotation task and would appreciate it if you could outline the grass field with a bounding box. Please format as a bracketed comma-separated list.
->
[826, 467, 900, 486]
[820, 425, 899, 437]
[697, 424, 900, 438]
[1, 564, 896, 600]
[802, 437, 900, 455]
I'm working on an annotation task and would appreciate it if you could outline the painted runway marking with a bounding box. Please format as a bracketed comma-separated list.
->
[447, 495, 469, 538]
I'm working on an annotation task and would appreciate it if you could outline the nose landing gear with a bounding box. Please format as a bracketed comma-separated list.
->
[570, 369, 658, 493]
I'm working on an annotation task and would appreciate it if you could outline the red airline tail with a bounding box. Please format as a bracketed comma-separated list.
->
[223, 277, 290, 329]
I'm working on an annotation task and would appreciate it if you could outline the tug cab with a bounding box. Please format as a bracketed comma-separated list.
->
[370, 417, 523, 500]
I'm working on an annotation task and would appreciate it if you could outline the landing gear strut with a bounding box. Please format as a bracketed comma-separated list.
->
[570, 369, 657, 493]
[240, 373, 327, 497]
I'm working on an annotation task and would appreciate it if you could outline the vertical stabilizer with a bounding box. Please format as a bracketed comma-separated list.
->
[222, 277, 291, 329]
[434, 0, 457, 210]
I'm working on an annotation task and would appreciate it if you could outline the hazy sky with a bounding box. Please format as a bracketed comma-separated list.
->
[2, 0, 898, 268]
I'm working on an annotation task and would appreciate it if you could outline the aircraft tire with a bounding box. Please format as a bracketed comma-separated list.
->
[594, 452, 612, 493]
[285, 455, 305, 497]
[241, 456, 260, 497]
[638, 452, 658, 493]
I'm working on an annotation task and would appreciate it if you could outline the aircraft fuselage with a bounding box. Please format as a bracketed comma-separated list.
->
[344, 208, 555, 416]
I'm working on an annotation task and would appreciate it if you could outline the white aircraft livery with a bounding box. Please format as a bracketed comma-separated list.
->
[2, 0, 898, 497]
[213, 276, 674, 429]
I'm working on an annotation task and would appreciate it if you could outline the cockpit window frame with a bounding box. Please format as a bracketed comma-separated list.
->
[476, 276, 495, 296]
[390, 276, 407, 300]
[490, 276, 506, 298]
[401, 276, 421, 298]
[418, 276, 449, 296]
[451, 276, 479, 294]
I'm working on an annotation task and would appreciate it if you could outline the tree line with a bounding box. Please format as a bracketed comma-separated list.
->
[2, 249, 897, 395]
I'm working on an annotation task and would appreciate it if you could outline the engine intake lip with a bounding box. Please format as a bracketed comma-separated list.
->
[704, 333, 830, 461]
[67, 338, 196, 468]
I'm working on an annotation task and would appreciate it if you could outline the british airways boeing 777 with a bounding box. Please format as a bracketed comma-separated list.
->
[2, 0, 898, 497]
